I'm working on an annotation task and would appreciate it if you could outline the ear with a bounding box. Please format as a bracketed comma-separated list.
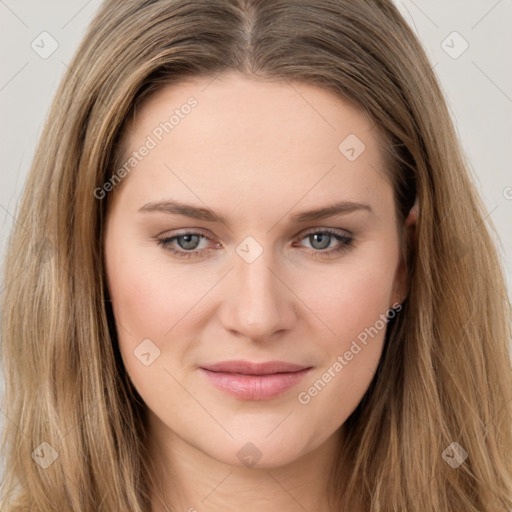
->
[391, 196, 418, 308]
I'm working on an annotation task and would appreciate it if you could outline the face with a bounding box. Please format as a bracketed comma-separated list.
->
[104, 72, 413, 469]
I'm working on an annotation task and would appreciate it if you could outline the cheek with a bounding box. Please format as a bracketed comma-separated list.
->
[301, 258, 396, 348]
[293, 256, 396, 416]
[105, 234, 207, 341]
[105, 249, 196, 413]
[105, 240, 227, 393]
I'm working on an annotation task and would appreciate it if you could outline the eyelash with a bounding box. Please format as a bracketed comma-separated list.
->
[156, 228, 354, 260]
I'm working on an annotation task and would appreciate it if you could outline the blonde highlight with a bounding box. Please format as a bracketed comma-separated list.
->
[1, 0, 511, 510]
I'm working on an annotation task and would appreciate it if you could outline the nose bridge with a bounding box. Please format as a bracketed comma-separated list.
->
[222, 239, 295, 340]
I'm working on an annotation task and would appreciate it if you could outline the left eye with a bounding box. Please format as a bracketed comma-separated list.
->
[167, 233, 205, 251]
[297, 230, 350, 251]
[156, 232, 214, 259]
[156, 229, 353, 259]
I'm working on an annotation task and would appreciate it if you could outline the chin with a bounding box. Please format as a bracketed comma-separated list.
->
[199, 427, 320, 469]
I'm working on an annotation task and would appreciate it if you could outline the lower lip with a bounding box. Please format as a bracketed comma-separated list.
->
[200, 368, 311, 400]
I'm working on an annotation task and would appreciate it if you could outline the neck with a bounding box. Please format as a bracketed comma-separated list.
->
[146, 413, 344, 512]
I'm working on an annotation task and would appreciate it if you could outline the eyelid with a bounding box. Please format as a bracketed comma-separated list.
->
[157, 226, 352, 241]
[157, 226, 212, 238]
[156, 226, 354, 260]
[298, 226, 352, 238]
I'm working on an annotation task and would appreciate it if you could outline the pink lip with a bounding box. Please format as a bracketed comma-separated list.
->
[199, 360, 312, 401]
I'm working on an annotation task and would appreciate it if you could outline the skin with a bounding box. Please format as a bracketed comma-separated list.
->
[104, 72, 417, 512]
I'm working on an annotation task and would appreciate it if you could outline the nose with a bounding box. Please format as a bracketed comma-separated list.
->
[218, 248, 298, 342]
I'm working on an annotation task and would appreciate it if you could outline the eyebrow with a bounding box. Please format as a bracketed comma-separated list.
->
[138, 199, 373, 228]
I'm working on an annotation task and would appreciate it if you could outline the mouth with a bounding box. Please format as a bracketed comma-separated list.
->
[199, 360, 312, 401]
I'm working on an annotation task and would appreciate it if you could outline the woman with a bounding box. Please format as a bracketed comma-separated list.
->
[1, 0, 511, 510]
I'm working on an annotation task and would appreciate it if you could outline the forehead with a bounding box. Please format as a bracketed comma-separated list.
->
[125, 72, 382, 155]
[112, 73, 393, 218]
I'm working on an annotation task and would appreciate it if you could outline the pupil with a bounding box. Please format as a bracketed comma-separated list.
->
[179, 234, 199, 250]
[312, 233, 330, 250]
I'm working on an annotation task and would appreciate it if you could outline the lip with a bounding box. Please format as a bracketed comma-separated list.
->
[199, 360, 312, 401]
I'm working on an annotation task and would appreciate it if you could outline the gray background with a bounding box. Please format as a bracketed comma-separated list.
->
[1, 0, 511, 477]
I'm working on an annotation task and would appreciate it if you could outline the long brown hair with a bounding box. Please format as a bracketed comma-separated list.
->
[1, 0, 511, 510]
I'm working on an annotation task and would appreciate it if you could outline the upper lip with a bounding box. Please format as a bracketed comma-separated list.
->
[201, 360, 310, 375]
